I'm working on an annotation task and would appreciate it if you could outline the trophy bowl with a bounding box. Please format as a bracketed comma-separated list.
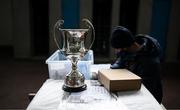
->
[53, 19, 95, 92]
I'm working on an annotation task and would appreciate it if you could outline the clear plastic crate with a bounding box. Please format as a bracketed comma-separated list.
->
[46, 50, 94, 80]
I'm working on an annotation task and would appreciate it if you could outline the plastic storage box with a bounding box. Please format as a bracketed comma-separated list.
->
[46, 50, 94, 80]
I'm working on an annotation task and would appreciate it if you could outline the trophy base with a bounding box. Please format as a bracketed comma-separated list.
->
[62, 84, 87, 92]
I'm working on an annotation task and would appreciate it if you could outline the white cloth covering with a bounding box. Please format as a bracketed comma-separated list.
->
[27, 79, 165, 110]
[27, 64, 165, 110]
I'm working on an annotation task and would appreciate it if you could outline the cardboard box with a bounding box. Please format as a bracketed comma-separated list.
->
[98, 69, 141, 92]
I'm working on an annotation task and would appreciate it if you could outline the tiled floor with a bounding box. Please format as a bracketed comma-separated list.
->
[0, 59, 180, 109]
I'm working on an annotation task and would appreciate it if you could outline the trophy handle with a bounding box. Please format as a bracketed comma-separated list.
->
[82, 19, 95, 50]
[53, 20, 64, 51]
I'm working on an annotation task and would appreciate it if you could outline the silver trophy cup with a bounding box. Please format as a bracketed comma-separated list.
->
[53, 19, 95, 92]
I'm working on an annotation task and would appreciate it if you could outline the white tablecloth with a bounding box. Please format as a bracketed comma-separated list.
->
[27, 79, 164, 110]
[27, 64, 165, 110]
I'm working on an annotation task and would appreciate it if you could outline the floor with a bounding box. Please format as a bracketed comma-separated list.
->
[161, 62, 180, 109]
[0, 59, 48, 109]
[0, 58, 180, 109]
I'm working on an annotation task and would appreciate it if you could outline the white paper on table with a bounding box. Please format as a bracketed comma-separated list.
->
[91, 64, 111, 73]
[91, 64, 111, 79]
[67, 86, 112, 103]
[117, 85, 164, 110]
[57, 85, 129, 110]
[58, 100, 129, 110]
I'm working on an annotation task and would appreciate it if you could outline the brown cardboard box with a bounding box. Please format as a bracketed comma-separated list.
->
[98, 69, 141, 92]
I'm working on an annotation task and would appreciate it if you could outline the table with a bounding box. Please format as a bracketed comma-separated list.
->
[27, 64, 166, 110]
[27, 79, 165, 110]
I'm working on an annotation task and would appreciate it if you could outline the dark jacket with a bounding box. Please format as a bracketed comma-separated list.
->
[114, 35, 163, 103]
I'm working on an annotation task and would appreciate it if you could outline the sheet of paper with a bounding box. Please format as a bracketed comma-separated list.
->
[67, 86, 112, 103]
[91, 64, 111, 79]
[58, 100, 129, 110]
[117, 85, 164, 110]
[58, 85, 129, 110]
[91, 64, 111, 73]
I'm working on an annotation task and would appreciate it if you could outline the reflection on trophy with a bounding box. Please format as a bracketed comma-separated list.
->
[53, 19, 95, 92]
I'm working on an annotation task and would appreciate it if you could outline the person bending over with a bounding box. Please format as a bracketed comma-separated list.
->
[110, 26, 163, 103]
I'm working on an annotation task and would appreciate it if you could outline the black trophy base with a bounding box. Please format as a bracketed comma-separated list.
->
[62, 84, 87, 92]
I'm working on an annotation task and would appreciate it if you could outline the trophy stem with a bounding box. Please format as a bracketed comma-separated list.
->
[62, 56, 87, 92]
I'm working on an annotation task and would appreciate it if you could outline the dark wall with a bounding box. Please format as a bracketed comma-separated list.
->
[92, 0, 112, 57]
[30, 0, 49, 56]
[119, 0, 140, 35]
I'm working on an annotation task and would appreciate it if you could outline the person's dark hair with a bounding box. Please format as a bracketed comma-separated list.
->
[111, 26, 135, 48]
